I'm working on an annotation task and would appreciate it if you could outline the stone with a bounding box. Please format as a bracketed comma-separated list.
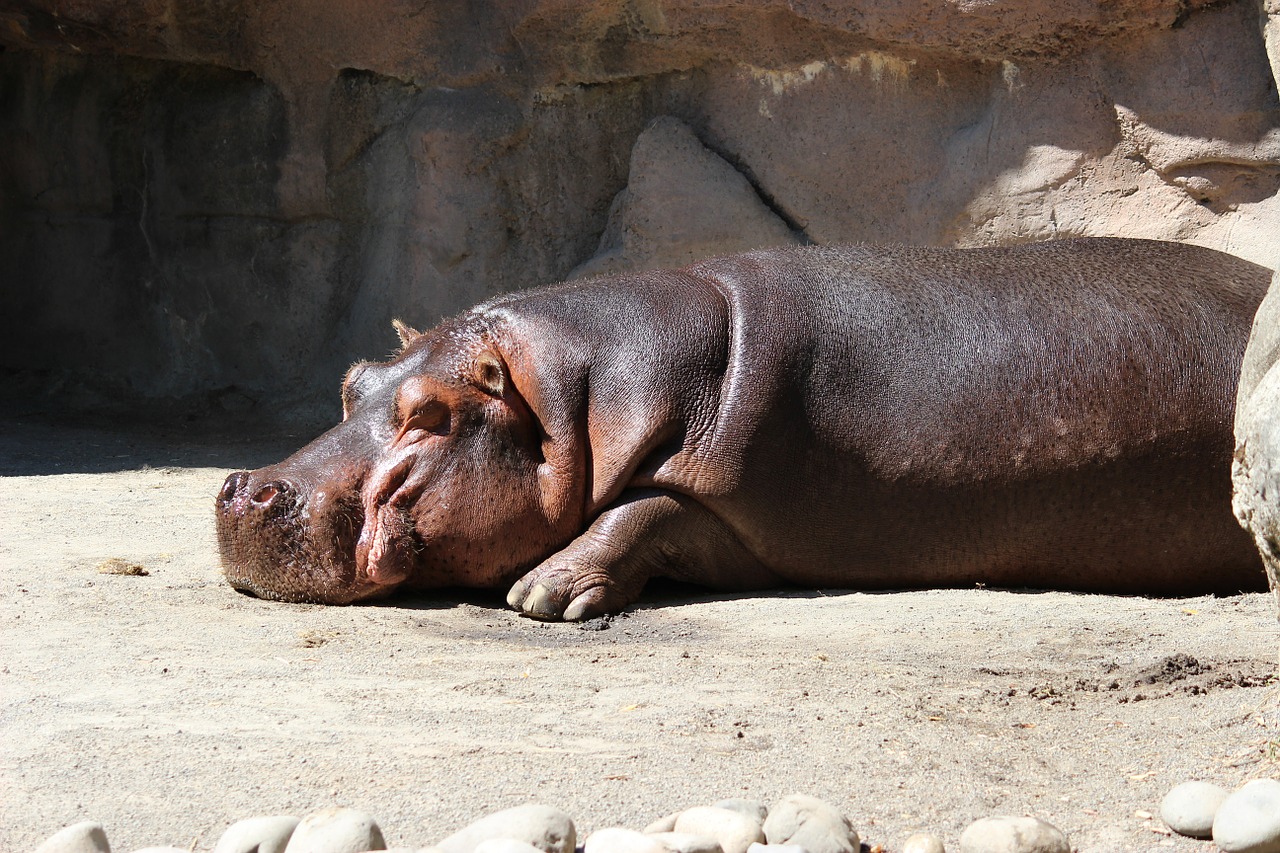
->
[746, 845, 807, 853]
[958, 816, 1069, 853]
[762, 795, 859, 853]
[648, 832, 725, 853]
[1233, 268, 1280, 622]
[129, 849, 189, 852]
[473, 842, 545, 853]
[673, 807, 766, 853]
[435, 805, 576, 853]
[34, 822, 111, 853]
[584, 827, 669, 853]
[569, 116, 800, 279]
[902, 833, 946, 853]
[283, 807, 386, 853]
[644, 813, 681, 835]
[712, 801, 769, 826]
[1213, 778, 1280, 853]
[1160, 781, 1231, 838]
[213, 815, 301, 853]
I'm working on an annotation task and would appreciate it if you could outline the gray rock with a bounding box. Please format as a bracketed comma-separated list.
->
[648, 831, 724, 853]
[1160, 781, 1230, 838]
[34, 822, 111, 853]
[958, 816, 1069, 853]
[213, 815, 301, 853]
[644, 813, 682, 835]
[473, 842, 545, 853]
[1233, 267, 1280, 621]
[901, 833, 946, 853]
[1213, 778, 1280, 853]
[746, 844, 807, 853]
[674, 807, 765, 853]
[435, 805, 576, 853]
[283, 807, 386, 853]
[713, 801, 769, 826]
[568, 116, 800, 280]
[129, 848, 189, 852]
[584, 827, 669, 853]
[762, 795, 858, 853]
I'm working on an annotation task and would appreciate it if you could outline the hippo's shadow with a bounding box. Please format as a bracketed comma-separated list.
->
[375, 580, 1121, 620]
[382, 579, 791, 616]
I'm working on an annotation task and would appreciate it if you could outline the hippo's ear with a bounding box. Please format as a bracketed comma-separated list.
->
[391, 319, 422, 350]
[473, 350, 507, 398]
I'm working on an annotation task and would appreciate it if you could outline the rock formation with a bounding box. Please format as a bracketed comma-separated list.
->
[0, 0, 1276, 419]
[1233, 267, 1280, 619]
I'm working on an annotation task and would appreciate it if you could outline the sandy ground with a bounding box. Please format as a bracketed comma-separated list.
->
[2, 412, 1279, 853]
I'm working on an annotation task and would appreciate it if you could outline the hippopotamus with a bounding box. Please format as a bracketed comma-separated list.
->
[216, 238, 1270, 620]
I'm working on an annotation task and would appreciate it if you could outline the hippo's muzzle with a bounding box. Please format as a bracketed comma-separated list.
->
[215, 467, 373, 604]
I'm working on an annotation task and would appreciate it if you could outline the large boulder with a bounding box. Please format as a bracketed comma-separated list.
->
[1233, 267, 1280, 620]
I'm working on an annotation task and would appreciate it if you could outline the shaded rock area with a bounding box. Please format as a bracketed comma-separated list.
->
[1, 0, 1277, 421]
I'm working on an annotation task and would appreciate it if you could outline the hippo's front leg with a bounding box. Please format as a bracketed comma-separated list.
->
[507, 489, 775, 621]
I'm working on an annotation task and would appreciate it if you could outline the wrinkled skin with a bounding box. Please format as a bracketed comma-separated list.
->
[217, 239, 1270, 620]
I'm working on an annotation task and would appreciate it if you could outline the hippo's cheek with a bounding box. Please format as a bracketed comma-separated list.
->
[354, 502, 418, 587]
[215, 470, 372, 604]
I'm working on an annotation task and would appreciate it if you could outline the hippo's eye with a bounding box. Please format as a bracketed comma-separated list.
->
[397, 399, 451, 442]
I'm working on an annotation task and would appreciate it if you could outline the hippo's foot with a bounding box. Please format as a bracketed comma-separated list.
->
[506, 489, 775, 621]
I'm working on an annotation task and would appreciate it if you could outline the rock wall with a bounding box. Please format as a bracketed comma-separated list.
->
[1, 0, 1277, 420]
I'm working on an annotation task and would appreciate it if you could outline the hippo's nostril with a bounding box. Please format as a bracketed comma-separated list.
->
[251, 481, 291, 507]
[218, 471, 249, 503]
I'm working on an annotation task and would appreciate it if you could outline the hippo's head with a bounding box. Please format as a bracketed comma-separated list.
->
[216, 319, 579, 604]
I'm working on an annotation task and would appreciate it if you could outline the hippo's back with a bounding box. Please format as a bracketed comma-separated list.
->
[680, 239, 1269, 593]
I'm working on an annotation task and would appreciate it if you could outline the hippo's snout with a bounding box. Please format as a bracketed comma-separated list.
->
[216, 465, 374, 604]
[217, 471, 247, 503]
[217, 470, 305, 599]
[217, 471, 300, 520]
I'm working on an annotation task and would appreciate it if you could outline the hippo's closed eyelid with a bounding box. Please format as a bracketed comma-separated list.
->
[395, 399, 451, 441]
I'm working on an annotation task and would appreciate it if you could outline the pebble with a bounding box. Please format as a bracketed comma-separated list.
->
[473, 842, 545, 853]
[283, 807, 386, 853]
[674, 806, 765, 853]
[901, 833, 946, 853]
[23, 794, 1115, 853]
[35, 822, 112, 853]
[213, 815, 301, 853]
[435, 804, 576, 853]
[1159, 781, 1230, 839]
[714, 800, 769, 825]
[585, 827, 669, 853]
[648, 831, 725, 853]
[1213, 778, 1280, 853]
[958, 816, 1069, 853]
[762, 795, 859, 853]
[645, 813, 681, 834]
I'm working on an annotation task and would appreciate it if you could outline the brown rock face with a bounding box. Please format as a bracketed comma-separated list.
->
[0, 0, 1276, 418]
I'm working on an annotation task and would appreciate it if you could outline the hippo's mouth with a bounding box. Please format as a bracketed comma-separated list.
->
[216, 469, 387, 604]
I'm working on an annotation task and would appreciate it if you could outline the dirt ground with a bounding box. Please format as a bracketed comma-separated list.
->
[2, 412, 1279, 853]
